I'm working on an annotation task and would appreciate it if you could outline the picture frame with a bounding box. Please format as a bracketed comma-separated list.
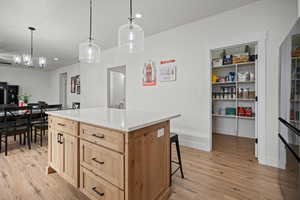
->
[71, 76, 76, 93]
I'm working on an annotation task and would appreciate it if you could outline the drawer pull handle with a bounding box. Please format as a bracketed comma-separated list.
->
[57, 123, 65, 127]
[92, 158, 105, 165]
[92, 134, 105, 139]
[92, 187, 104, 196]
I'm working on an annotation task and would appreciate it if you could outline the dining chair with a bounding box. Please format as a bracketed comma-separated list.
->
[33, 104, 62, 146]
[0, 106, 32, 156]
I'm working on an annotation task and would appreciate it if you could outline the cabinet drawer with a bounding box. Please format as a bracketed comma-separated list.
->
[80, 167, 124, 200]
[80, 140, 124, 189]
[53, 117, 78, 136]
[80, 123, 124, 153]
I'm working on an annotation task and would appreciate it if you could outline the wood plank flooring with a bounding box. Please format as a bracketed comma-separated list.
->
[0, 134, 297, 200]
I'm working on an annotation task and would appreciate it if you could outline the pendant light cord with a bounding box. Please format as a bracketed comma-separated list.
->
[89, 0, 93, 41]
[31, 29, 33, 57]
[129, 0, 134, 24]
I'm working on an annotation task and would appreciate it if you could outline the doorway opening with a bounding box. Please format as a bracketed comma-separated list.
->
[107, 65, 126, 109]
[210, 42, 258, 161]
[59, 72, 67, 108]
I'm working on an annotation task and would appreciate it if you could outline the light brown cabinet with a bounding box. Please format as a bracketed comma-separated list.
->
[47, 115, 171, 200]
[48, 117, 79, 187]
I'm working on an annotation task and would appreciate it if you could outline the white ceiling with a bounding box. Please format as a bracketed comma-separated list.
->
[0, 0, 259, 70]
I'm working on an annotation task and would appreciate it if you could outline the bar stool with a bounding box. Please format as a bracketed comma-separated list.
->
[170, 133, 184, 179]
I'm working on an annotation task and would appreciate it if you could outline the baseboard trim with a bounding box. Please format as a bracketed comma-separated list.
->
[171, 129, 210, 152]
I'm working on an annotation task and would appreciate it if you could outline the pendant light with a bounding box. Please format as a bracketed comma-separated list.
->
[118, 0, 144, 53]
[14, 27, 47, 68]
[79, 0, 101, 63]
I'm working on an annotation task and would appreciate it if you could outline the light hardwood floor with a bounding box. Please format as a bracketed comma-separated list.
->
[0, 134, 297, 200]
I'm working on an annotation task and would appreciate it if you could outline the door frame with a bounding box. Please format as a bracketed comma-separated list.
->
[59, 72, 67, 108]
[107, 65, 126, 109]
[208, 31, 267, 165]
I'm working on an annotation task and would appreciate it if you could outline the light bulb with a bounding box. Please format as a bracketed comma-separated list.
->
[23, 54, 32, 66]
[129, 32, 134, 41]
[39, 57, 46, 68]
[88, 46, 93, 59]
[13, 55, 22, 64]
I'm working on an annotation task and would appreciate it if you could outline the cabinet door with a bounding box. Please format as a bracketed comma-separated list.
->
[61, 133, 78, 187]
[125, 122, 170, 200]
[51, 130, 63, 173]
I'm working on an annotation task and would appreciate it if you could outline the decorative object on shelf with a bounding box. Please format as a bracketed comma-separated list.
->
[212, 86, 236, 100]
[13, 27, 46, 68]
[292, 47, 300, 57]
[158, 59, 177, 82]
[221, 49, 233, 65]
[238, 72, 250, 82]
[213, 71, 236, 83]
[118, 0, 144, 53]
[212, 74, 217, 83]
[225, 107, 236, 116]
[238, 106, 253, 117]
[233, 53, 249, 64]
[143, 60, 156, 86]
[79, 0, 101, 63]
[212, 58, 223, 67]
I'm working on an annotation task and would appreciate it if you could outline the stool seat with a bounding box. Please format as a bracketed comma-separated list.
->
[170, 133, 184, 180]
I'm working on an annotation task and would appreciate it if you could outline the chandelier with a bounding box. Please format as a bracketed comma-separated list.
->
[13, 27, 46, 68]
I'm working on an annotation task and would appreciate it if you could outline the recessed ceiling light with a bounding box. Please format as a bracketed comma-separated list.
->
[54, 57, 59, 61]
[135, 13, 142, 19]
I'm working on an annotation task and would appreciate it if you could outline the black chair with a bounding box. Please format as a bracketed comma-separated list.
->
[72, 102, 80, 109]
[0, 106, 32, 156]
[33, 104, 62, 146]
[170, 133, 184, 180]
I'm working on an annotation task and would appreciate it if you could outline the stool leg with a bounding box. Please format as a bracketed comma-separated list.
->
[175, 137, 184, 179]
[170, 140, 172, 186]
[30, 125, 33, 141]
[5, 135, 8, 156]
[0, 134, 2, 153]
[34, 128, 37, 143]
[27, 127, 31, 150]
[40, 128, 43, 147]
[19, 133, 22, 145]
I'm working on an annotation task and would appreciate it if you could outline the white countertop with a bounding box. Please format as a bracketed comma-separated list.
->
[46, 107, 180, 132]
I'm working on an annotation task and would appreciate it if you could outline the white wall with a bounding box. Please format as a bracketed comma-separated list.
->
[0, 65, 51, 103]
[49, 63, 80, 107]
[298, 0, 300, 17]
[56, 0, 298, 167]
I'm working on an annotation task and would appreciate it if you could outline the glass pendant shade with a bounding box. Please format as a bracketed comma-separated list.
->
[22, 54, 32, 66]
[79, 39, 101, 63]
[118, 22, 144, 53]
[39, 57, 46, 68]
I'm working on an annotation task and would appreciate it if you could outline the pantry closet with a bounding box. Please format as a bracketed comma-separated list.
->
[211, 43, 258, 156]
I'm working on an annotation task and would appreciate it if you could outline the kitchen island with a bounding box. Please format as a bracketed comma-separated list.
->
[46, 107, 180, 200]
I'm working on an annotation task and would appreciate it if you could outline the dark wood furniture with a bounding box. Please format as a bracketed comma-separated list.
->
[0, 106, 32, 156]
[170, 133, 184, 179]
[33, 104, 62, 146]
